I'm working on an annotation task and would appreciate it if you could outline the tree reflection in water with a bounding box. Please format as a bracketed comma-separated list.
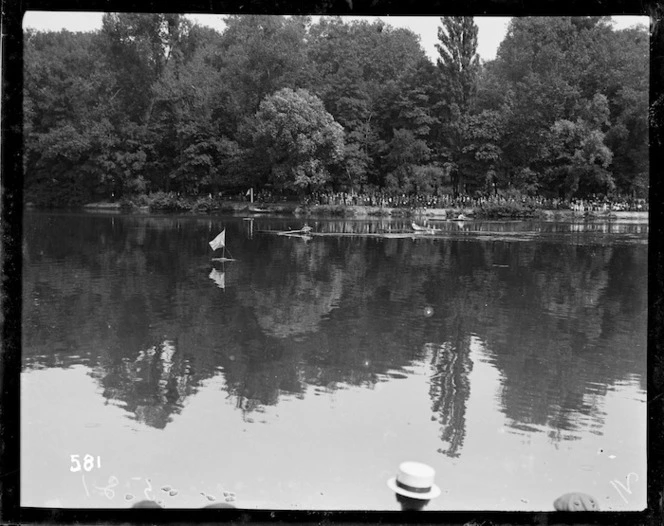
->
[22, 213, 647, 449]
[426, 341, 472, 458]
[91, 339, 194, 429]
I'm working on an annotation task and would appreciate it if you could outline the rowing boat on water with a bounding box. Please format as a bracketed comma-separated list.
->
[411, 222, 441, 234]
[263, 230, 417, 239]
[248, 206, 271, 213]
[278, 232, 313, 241]
[450, 214, 469, 221]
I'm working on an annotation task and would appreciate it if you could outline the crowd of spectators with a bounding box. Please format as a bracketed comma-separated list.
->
[298, 190, 648, 212]
[138, 189, 648, 214]
[569, 196, 648, 212]
[221, 186, 648, 212]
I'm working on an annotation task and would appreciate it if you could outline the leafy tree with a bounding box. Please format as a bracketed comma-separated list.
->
[384, 128, 431, 192]
[308, 18, 428, 188]
[377, 58, 439, 141]
[482, 17, 647, 197]
[601, 27, 649, 197]
[23, 15, 648, 204]
[540, 101, 614, 199]
[218, 16, 311, 117]
[376, 57, 440, 191]
[23, 29, 118, 204]
[252, 88, 345, 193]
[434, 17, 481, 195]
[101, 14, 192, 125]
[435, 16, 480, 111]
[457, 109, 505, 194]
[148, 36, 244, 194]
[90, 121, 152, 198]
[605, 86, 649, 196]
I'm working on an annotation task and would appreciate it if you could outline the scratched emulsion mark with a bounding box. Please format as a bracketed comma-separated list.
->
[201, 491, 217, 501]
[216, 483, 238, 503]
[223, 490, 237, 503]
[80, 472, 160, 505]
[81, 473, 232, 507]
[93, 475, 119, 499]
[610, 472, 639, 504]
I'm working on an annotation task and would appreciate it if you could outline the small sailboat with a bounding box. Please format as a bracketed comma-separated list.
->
[209, 229, 236, 262]
[279, 232, 313, 242]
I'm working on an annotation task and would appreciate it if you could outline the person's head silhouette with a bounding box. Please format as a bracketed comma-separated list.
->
[132, 500, 163, 508]
[387, 461, 441, 511]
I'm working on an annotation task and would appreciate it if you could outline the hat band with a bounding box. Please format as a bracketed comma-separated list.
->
[396, 479, 431, 494]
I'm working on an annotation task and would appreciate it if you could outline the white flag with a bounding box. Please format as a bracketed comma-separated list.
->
[209, 229, 225, 250]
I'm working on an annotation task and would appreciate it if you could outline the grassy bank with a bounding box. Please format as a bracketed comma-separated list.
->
[79, 195, 648, 222]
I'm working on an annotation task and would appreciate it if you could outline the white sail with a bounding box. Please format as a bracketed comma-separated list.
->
[209, 229, 226, 250]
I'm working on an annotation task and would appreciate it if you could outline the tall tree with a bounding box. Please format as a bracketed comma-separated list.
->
[434, 17, 481, 196]
[101, 13, 192, 125]
[252, 88, 345, 194]
[435, 16, 480, 111]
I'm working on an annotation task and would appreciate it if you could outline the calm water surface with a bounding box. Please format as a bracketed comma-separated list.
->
[21, 212, 647, 510]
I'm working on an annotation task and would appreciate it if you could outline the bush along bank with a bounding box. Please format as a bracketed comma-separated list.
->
[118, 192, 298, 214]
[473, 200, 540, 219]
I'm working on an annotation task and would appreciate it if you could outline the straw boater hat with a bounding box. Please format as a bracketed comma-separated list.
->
[387, 461, 441, 500]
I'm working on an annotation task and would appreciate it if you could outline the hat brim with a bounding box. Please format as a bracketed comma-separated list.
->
[387, 477, 441, 500]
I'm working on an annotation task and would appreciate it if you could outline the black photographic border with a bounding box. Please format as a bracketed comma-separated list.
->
[2, 0, 661, 525]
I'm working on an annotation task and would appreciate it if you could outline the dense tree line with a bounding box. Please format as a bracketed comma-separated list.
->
[23, 15, 648, 206]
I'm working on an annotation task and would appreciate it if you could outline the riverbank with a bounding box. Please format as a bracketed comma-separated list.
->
[78, 200, 649, 222]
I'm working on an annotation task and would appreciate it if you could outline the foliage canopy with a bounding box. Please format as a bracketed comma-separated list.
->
[23, 15, 649, 206]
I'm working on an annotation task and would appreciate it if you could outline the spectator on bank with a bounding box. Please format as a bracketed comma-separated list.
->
[553, 492, 599, 511]
[387, 461, 441, 511]
[132, 500, 164, 508]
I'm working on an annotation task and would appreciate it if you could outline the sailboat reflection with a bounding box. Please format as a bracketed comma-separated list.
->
[209, 268, 226, 290]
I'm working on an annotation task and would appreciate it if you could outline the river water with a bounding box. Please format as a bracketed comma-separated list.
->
[21, 211, 647, 511]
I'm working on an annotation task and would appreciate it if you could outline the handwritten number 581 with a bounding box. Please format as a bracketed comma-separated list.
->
[70, 454, 101, 472]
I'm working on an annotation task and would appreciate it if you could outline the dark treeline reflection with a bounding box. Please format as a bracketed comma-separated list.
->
[23, 213, 646, 453]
